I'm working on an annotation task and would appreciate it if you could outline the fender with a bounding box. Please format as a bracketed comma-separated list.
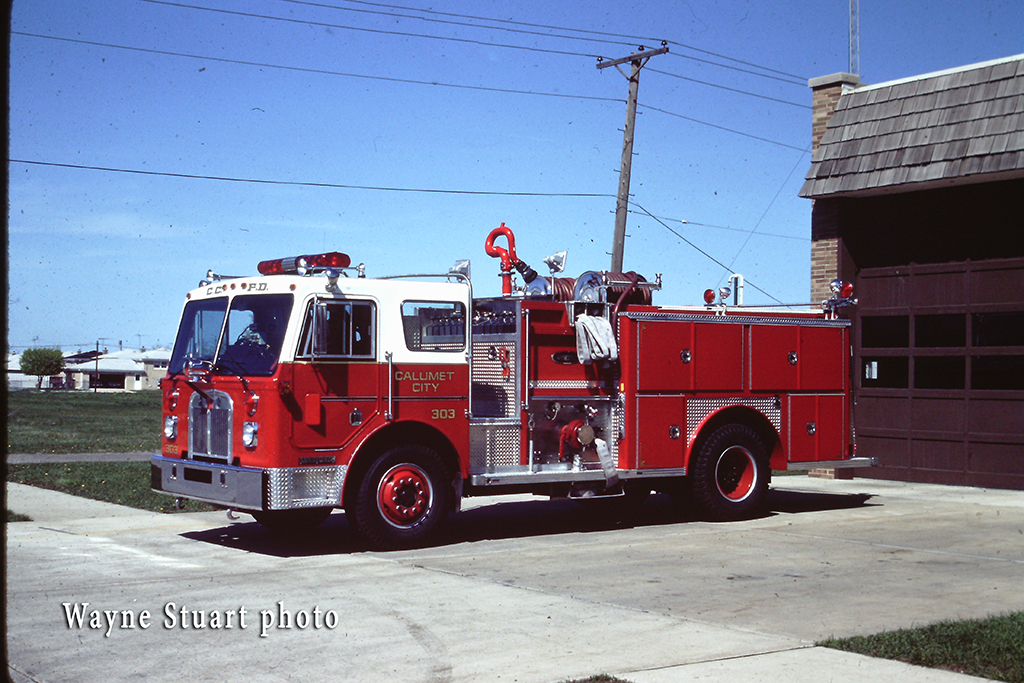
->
[340, 419, 464, 508]
[684, 404, 783, 472]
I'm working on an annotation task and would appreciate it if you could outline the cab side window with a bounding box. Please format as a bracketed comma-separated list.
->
[401, 301, 466, 352]
[297, 300, 376, 359]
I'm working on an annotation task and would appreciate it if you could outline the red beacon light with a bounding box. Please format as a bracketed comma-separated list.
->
[825, 279, 858, 317]
[257, 252, 351, 276]
[829, 278, 855, 300]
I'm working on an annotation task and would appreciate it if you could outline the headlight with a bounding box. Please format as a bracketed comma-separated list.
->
[242, 421, 259, 448]
[164, 416, 178, 440]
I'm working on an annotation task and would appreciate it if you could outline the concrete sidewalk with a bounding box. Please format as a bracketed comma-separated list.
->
[7, 474, 1021, 682]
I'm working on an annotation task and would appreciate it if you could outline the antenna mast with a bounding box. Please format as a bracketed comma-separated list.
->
[849, 0, 860, 75]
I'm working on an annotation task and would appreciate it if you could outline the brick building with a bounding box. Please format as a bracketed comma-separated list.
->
[801, 55, 1024, 489]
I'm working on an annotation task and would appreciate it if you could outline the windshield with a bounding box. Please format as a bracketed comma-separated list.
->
[215, 294, 294, 377]
[169, 294, 294, 377]
[169, 298, 228, 375]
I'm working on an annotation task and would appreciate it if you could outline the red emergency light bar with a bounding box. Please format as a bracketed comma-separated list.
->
[257, 252, 351, 276]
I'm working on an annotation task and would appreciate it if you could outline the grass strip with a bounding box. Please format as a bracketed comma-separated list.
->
[7, 390, 162, 454]
[7, 509, 32, 522]
[820, 612, 1024, 682]
[6, 462, 215, 514]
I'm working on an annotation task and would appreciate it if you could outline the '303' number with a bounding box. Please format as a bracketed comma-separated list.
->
[431, 409, 456, 420]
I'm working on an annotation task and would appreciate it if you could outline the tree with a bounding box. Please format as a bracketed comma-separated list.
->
[19, 348, 66, 389]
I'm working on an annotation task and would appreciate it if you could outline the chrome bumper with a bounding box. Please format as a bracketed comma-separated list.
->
[150, 455, 346, 511]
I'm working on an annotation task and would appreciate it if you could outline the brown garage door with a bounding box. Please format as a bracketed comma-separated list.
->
[853, 257, 1024, 489]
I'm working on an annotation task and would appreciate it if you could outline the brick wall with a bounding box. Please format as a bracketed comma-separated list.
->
[807, 73, 860, 300]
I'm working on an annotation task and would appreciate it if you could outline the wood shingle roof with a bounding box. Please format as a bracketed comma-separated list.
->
[800, 55, 1024, 198]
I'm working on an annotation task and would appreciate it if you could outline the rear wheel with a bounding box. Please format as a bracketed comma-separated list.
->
[691, 423, 769, 521]
[350, 445, 452, 550]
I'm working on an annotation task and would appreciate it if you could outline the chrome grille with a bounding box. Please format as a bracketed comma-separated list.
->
[188, 390, 232, 463]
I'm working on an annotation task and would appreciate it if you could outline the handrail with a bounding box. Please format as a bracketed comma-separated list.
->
[384, 351, 394, 421]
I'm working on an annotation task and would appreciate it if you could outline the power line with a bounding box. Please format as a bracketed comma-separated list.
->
[664, 42, 805, 85]
[138, 0, 603, 59]
[11, 31, 622, 104]
[717, 145, 813, 286]
[332, 0, 664, 44]
[647, 68, 810, 109]
[14, 31, 807, 149]
[625, 209, 809, 242]
[140, 0, 807, 88]
[638, 103, 806, 151]
[278, 0, 642, 50]
[316, 0, 808, 82]
[631, 202, 783, 304]
[9, 158, 616, 198]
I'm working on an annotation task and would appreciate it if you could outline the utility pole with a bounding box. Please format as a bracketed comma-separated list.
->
[94, 338, 109, 392]
[598, 43, 669, 272]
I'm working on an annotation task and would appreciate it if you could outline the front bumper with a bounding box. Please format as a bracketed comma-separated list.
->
[151, 455, 346, 511]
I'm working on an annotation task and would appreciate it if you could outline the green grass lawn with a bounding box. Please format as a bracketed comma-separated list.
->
[5, 390, 208, 513]
[7, 461, 215, 513]
[7, 390, 162, 454]
[820, 612, 1024, 682]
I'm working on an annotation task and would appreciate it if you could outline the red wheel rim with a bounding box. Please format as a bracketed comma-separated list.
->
[715, 446, 757, 502]
[376, 463, 433, 528]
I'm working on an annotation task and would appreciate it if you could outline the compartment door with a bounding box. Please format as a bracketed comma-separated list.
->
[788, 394, 846, 463]
[635, 396, 686, 469]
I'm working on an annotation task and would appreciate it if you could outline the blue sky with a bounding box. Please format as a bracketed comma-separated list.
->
[7, 0, 1023, 352]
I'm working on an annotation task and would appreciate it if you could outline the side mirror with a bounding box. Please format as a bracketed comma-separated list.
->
[312, 300, 329, 358]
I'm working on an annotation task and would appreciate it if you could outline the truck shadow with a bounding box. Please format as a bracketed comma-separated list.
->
[180, 487, 876, 558]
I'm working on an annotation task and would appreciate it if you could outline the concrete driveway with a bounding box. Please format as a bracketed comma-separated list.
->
[6, 475, 1023, 682]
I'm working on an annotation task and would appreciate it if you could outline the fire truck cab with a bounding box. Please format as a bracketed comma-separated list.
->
[152, 224, 870, 549]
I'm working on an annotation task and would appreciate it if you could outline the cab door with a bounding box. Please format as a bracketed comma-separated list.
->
[290, 298, 380, 450]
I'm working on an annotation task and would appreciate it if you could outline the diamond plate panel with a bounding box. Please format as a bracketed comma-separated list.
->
[266, 465, 346, 509]
[472, 341, 518, 418]
[686, 397, 781, 445]
[469, 423, 522, 472]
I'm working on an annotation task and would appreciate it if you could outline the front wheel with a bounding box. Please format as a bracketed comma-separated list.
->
[349, 445, 452, 550]
[691, 423, 769, 521]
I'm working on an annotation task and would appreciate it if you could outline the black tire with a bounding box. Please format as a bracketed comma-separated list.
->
[349, 445, 452, 550]
[252, 507, 333, 532]
[691, 423, 769, 521]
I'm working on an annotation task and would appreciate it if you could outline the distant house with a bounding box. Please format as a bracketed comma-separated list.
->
[64, 348, 171, 391]
[801, 54, 1024, 489]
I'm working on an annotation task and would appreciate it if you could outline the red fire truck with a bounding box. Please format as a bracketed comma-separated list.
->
[152, 223, 869, 548]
